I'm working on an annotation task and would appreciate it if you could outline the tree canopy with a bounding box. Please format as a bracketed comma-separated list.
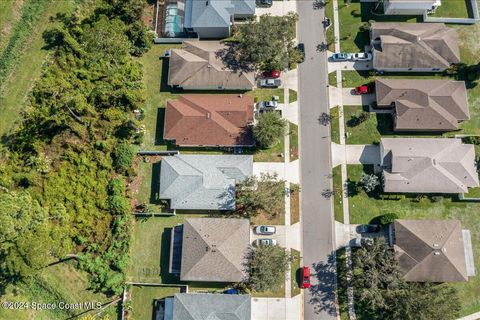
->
[233, 13, 301, 70]
[245, 245, 290, 292]
[253, 112, 287, 148]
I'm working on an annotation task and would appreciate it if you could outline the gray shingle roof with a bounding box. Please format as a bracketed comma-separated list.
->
[159, 155, 253, 210]
[171, 293, 251, 320]
[375, 79, 469, 131]
[394, 219, 469, 282]
[381, 138, 479, 193]
[180, 218, 250, 282]
[371, 23, 460, 70]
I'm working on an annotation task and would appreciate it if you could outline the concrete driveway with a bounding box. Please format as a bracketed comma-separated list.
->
[345, 144, 380, 165]
[253, 161, 300, 184]
[278, 102, 298, 125]
[329, 87, 375, 107]
[335, 222, 388, 249]
[284, 69, 298, 92]
[250, 223, 301, 251]
[251, 295, 302, 320]
[327, 59, 373, 73]
[256, 0, 297, 17]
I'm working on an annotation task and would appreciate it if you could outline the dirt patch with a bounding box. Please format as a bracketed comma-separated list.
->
[290, 191, 300, 225]
[141, 0, 156, 30]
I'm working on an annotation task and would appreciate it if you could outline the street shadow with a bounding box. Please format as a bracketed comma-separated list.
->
[308, 252, 338, 317]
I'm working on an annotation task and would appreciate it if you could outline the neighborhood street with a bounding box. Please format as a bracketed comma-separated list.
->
[297, 1, 337, 320]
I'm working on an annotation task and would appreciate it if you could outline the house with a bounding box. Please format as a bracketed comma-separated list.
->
[159, 154, 253, 211]
[168, 40, 255, 90]
[370, 23, 460, 72]
[391, 219, 475, 282]
[375, 79, 469, 131]
[159, 293, 251, 320]
[383, 0, 441, 15]
[184, 0, 255, 39]
[169, 218, 250, 282]
[380, 138, 479, 193]
[164, 94, 255, 147]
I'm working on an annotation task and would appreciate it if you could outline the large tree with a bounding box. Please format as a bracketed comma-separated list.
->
[233, 12, 301, 70]
[351, 238, 461, 320]
[253, 112, 287, 148]
[245, 245, 290, 292]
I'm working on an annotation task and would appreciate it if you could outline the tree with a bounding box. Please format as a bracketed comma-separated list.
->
[379, 212, 398, 225]
[245, 245, 290, 292]
[113, 142, 135, 173]
[360, 173, 379, 192]
[235, 173, 286, 218]
[127, 22, 152, 56]
[253, 112, 286, 148]
[233, 13, 300, 70]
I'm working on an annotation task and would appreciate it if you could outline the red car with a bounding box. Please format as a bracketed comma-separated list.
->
[354, 85, 371, 95]
[262, 69, 281, 78]
[301, 266, 311, 289]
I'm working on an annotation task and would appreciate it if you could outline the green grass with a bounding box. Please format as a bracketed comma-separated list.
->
[325, 0, 335, 52]
[332, 165, 344, 223]
[347, 164, 480, 316]
[432, 0, 470, 18]
[465, 186, 480, 198]
[130, 286, 181, 320]
[339, 70, 445, 88]
[290, 249, 301, 297]
[328, 71, 337, 87]
[134, 158, 167, 213]
[250, 88, 284, 103]
[289, 89, 298, 103]
[344, 105, 381, 144]
[250, 137, 285, 162]
[0, 0, 77, 136]
[289, 122, 298, 161]
[330, 106, 340, 144]
[0, 0, 19, 51]
[252, 283, 285, 298]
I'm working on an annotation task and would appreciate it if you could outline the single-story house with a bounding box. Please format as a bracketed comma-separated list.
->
[159, 293, 251, 320]
[370, 23, 460, 72]
[391, 219, 475, 282]
[380, 138, 479, 193]
[168, 40, 255, 90]
[375, 79, 469, 131]
[159, 154, 253, 211]
[164, 94, 254, 147]
[383, 0, 441, 15]
[169, 218, 250, 282]
[184, 0, 255, 39]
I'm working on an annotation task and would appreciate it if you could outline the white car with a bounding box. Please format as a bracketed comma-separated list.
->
[255, 225, 276, 235]
[352, 52, 372, 61]
[254, 239, 278, 247]
[351, 237, 374, 247]
[256, 100, 278, 111]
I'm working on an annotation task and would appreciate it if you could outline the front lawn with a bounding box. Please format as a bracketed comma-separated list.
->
[347, 164, 480, 316]
[250, 88, 284, 103]
[250, 138, 285, 162]
[344, 105, 381, 145]
[129, 286, 181, 320]
[339, 70, 444, 88]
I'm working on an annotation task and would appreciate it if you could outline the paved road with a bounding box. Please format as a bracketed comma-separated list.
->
[297, 1, 337, 320]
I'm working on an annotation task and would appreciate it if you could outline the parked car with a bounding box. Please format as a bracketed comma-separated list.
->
[256, 0, 272, 7]
[224, 288, 239, 294]
[255, 225, 276, 235]
[256, 100, 278, 111]
[354, 85, 371, 95]
[351, 237, 374, 247]
[300, 266, 311, 289]
[352, 52, 372, 61]
[258, 78, 281, 88]
[254, 238, 278, 247]
[263, 70, 281, 78]
[297, 43, 305, 63]
[356, 224, 380, 233]
[332, 52, 352, 61]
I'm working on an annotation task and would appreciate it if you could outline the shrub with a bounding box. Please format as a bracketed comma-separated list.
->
[253, 112, 286, 148]
[379, 213, 398, 225]
[360, 173, 379, 192]
[113, 142, 135, 173]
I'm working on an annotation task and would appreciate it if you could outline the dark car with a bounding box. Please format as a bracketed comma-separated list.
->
[297, 43, 305, 63]
[224, 288, 240, 294]
[256, 0, 272, 7]
[356, 224, 380, 233]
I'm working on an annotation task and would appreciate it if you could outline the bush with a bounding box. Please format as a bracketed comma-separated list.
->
[113, 142, 135, 173]
[253, 112, 286, 148]
[379, 213, 398, 225]
[463, 136, 480, 145]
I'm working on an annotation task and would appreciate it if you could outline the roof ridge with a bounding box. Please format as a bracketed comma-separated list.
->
[417, 40, 450, 68]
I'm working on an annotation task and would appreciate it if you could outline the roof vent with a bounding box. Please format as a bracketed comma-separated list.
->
[239, 94, 243, 98]
[434, 251, 440, 256]
[433, 243, 439, 247]
[207, 112, 211, 119]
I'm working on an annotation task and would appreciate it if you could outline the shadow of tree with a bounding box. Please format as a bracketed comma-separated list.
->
[308, 252, 338, 317]
[215, 43, 255, 73]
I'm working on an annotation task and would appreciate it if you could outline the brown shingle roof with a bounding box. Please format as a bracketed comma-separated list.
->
[375, 79, 469, 131]
[168, 41, 255, 90]
[393, 219, 468, 282]
[371, 23, 460, 70]
[180, 218, 250, 282]
[164, 94, 254, 147]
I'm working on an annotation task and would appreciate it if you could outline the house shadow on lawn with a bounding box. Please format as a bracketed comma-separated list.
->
[160, 228, 181, 284]
[150, 162, 162, 204]
[155, 108, 167, 146]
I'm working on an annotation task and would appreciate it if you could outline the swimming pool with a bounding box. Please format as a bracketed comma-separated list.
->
[164, 4, 183, 37]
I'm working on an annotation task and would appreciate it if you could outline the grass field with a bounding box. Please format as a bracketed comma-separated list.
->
[291, 249, 301, 297]
[0, 0, 77, 136]
[347, 164, 480, 316]
[129, 286, 181, 320]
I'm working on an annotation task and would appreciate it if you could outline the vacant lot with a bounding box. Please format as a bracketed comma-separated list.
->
[129, 285, 181, 320]
[347, 164, 480, 316]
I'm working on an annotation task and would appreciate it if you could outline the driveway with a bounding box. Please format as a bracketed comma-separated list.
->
[250, 223, 301, 251]
[345, 144, 380, 165]
[335, 222, 388, 249]
[256, 0, 297, 17]
[327, 59, 373, 73]
[253, 161, 300, 184]
[278, 102, 299, 125]
[251, 295, 302, 320]
[329, 87, 375, 107]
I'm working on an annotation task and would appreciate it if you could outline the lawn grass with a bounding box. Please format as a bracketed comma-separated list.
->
[290, 249, 301, 297]
[289, 89, 298, 103]
[347, 164, 480, 316]
[0, 0, 77, 136]
[290, 185, 300, 225]
[251, 138, 285, 162]
[252, 283, 285, 298]
[134, 158, 165, 212]
[325, 0, 335, 52]
[339, 70, 445, 88]
[289, 122, 298, 161]
[432, 0, 470, 18]
[0, 0, 20, 51]
[130, 286, 181, 320]
[251, 197, 286, 225]
[328, 71, 337, 87]
[344, 105, 381, 144]
[249, 88, 284, 103]
[332, 165, 344, 223]
[0, 263, 116, 320]
[330, 106, 340, 144]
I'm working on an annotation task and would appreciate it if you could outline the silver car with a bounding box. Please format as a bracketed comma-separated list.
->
[352, 52, 372, 61]
[351, 237, 374, 247]
[258, 78, 282, 88]
[256, 100, 278, 111]
[255, 225, 276, 235]
[254, 239, 278, 247]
